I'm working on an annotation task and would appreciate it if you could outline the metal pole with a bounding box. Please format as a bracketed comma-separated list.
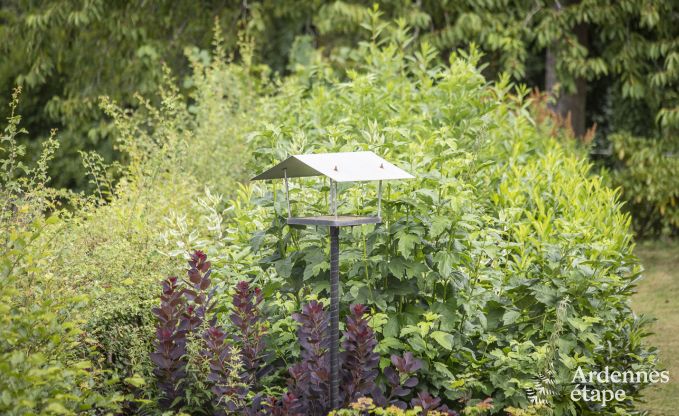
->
[284, 169, 291, 218]
[330, 179, 338, 217]
[377, 180, 382, 218]
[334, 181, 338, 218]
[329, 179, 334, 216]
[329, 226, 340, 409]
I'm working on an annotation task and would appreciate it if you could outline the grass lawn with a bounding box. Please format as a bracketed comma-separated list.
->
[633, 241, 679, 415]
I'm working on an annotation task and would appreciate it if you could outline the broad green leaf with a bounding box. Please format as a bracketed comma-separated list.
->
[397, 233, 419, 258]
[502, 310, 521, 325]
[434, 251, 455, 277]
[431, 330, 454, 350]
[124, 375, 146, 388]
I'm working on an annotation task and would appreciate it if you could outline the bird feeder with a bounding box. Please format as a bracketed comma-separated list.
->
[252, 151, 414, 409]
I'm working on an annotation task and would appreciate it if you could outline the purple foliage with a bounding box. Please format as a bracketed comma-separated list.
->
[152, 252, 457, 415]
[182, 250, 215, 331]
[202, 326, 247, 413]
[411, 391, 459, 415]
[151, 250, 225, 410]
[150, 276, 187, 407]
[380, 351, 421, 408]
[263, 393, 304, 416]
[230, 280, 266, 383]
[341, 304, 381, 404]
[288, 300, 331, 415]
[279, 302, 439, 415]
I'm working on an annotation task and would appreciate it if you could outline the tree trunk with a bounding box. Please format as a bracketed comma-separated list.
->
[545, 5, 589, 137]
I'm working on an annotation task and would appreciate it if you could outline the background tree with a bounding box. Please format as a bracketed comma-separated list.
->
[312, 0, 679, 234]
[1, 0, 678, 233]
[314, 1, 678, 137]
[0, 0, 319, 189]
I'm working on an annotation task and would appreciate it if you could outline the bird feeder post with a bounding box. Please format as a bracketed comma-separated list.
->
[330, 179, 337, 217]
[252, 151, 413, 410]
[329, 224, 340, 407]
[377, 180, 383, 218]
[328, 177, 340, 407]
[284, 168, 291, 219]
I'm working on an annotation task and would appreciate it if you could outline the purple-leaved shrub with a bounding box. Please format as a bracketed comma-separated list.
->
[152, 250, 459, 415]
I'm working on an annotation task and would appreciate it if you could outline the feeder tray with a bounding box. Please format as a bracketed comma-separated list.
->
[287, 215, 381, 227]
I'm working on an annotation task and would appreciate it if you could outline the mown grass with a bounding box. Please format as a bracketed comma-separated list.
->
[633, 240, 679, 415]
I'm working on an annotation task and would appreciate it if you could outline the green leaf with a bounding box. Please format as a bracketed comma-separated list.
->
[44, 402, 69, 414]
[434, 251, 455, 277]
[567, 317, 592, 332]
[502, 310, 521, 325]
[73, 360, 92, 369]
[407, 335, 428, 352]
[533, 285, 559, 306]
[430, 215, 450, 237]
[383, 317, 400, 338]
[124, 375, 146, 388]
[397, 233, 419, 258]
[388, 256, 406, 278]
[275, 257, 293, 278]
[431, 330, 454, 350]
[379, 337, 406, 350]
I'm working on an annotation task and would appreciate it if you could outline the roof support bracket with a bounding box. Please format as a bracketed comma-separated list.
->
[284, 168, 291, 218]
[377, 180, 382, 218]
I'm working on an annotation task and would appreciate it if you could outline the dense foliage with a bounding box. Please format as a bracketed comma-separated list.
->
[0, 89, 120, 414]
[608, 133, 679, 237]
[2, 1, 678, 237]
[0, 0, 312, 189]
[237, 31, 654, 414]
[0, 18, 659, 416]
[309, 1, 679, 139]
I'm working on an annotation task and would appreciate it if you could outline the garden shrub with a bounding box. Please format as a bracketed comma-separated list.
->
[236, 34, 655, 415]
[0, 66, 256, 411]
[35, 44, 268, 405]
[608, 132, 679, 237]
[0, 221, 121, 415]
[76, 27, 653, 414]
[48, 84, 203, 398]
[1, 21, 658, 415]
[0, 89, 121, 414]
[149, 251, 464, 415]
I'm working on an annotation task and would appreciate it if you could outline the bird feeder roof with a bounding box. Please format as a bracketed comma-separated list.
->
[251, 151, 414, 183]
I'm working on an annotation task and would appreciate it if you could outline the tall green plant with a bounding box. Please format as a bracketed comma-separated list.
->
[239, 33, 655, 414]
[1, 0, 318, 189]
[0, 88, 121, 415]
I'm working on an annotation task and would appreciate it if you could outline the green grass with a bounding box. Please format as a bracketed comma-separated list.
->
[633, 241, 679, 415]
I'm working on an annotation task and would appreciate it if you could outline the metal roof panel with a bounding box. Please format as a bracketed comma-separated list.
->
[251, 151, 414, 182]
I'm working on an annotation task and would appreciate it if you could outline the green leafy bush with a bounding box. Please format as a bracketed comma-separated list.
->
[77, 29, 653, 413]
[2, 21, 657, 415]
[0, 89, 120, 415]
[608, 133, 679, 237]
[236, 36, 655, 414]
[41, 48, 266, 399]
